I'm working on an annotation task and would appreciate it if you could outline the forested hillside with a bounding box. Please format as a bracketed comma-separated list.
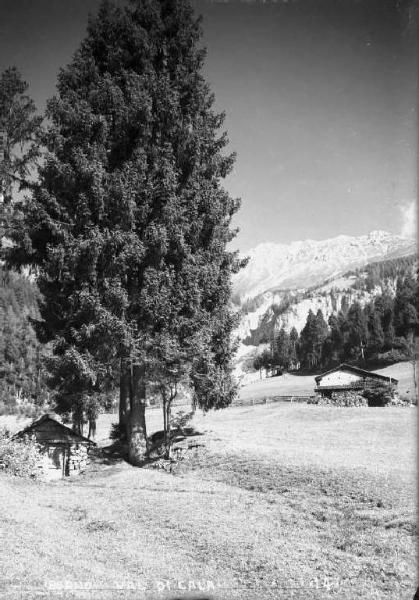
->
[255, 260, 418, 373]
[0, 267, 50, 413]
[349, 254, 418, 292]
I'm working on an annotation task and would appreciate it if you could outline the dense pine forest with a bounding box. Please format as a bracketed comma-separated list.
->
[253, 256, 418, 373]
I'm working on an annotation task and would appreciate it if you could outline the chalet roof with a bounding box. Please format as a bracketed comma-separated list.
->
[314, 363, 398, 385]
[13, 414, 96, 446]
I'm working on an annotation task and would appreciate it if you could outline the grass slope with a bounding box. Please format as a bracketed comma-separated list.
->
[375, 362, 417, 399]
[0, 403, 417, 600]
[238, 360, 418, 403]
[238, 373, 316, 401]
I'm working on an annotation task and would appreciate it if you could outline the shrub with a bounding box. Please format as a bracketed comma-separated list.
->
[0, 428, 44, 478]
[109, 422, 126, 442]
[376, 349, 409, 364]
[362, 384, 401, 407]
[171, 410, 195, 435]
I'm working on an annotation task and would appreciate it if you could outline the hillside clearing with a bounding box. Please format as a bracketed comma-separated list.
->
[0, 403, 417, 599]
[237, 360, 417, 402]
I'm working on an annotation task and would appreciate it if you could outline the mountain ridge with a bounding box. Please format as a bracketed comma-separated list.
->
[233, 230, 416, 301]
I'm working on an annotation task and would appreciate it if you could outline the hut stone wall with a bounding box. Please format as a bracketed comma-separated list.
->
[67, 444, 89, 474]
[35, 443, 90, 480]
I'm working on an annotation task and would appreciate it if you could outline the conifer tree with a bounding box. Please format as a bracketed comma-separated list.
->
[394, 274, 418, 337]
[0, 67, 42, 243]
[366, 309, 384, 356]
[298, 310, 317, 369]
[9, 0, 242, 463]
[298, 309, 329, 369]
[327, 313, 344, 363]
[289, 326, 298, 367]
[274, 327, 291, 370]
[346, 302, 368, 360]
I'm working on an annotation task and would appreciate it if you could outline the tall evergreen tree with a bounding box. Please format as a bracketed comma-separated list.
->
[0, 67, 42, 243]
[366, 308, 384, 356]
[346, 302, 368, 360]
[299, 309, 328, 369]
[298, 309, 315, 368]
[9, 0, 242, 463]
[328, 313, 344, 363]
[274, 327, 291, 370]
[394, 273, 418, 337]
[289, 326, 298, 367]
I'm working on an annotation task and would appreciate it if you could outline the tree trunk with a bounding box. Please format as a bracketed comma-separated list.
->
[409, 332, 417, 400]
[88, 417, 96, 439]
[162, 389, 167, 449]
[119, 360, 130, 440]
[72, 397, 84, 435]
[127, 364, 148, 465]
[166, 400, 172, 460]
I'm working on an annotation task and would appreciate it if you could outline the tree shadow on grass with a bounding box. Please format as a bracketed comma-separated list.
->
[88, 427, 205, 471]
[87, 441, 128, 468]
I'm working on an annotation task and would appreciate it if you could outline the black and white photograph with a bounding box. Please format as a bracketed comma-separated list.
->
[0, 0, 417, 598]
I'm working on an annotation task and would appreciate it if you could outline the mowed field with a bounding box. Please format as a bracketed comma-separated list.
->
[0, 395, 417, 600]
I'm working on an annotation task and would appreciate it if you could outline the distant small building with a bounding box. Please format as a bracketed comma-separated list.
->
[14, 414, 96, 480]
[314, 364, 398, 400]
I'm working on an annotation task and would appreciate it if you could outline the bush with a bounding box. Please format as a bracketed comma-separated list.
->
[376, 349, 409, 364]
[0, 428, 44, 478]
[171, 410, 194, 434]
[109, 422, 126, 442]
[362, 385, 402, 407]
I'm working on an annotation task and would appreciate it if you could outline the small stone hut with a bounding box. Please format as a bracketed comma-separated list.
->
[14, 414, 96, 480]
[314, 363, 398, 404]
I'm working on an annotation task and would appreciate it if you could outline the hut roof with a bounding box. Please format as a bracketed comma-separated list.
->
[13, 414, 96, 446]
[315, 363, 398, 385]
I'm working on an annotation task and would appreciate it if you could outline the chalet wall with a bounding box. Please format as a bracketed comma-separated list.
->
[319, 371, 362, 387]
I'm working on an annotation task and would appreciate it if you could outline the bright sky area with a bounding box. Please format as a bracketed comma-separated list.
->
[0, 0, 417, 251]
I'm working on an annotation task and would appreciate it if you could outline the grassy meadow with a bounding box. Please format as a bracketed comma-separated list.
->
[237, 360, 417, 402]
[0, 396, 417, 600]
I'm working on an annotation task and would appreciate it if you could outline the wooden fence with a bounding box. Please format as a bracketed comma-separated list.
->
[119, 395, 315, 412]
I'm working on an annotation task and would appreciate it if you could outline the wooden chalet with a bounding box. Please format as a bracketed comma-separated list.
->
[314, 364, 398, 399]
[14, 414, 96, 480]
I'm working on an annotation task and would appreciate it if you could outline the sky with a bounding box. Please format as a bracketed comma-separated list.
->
[0, 0, 417, 251]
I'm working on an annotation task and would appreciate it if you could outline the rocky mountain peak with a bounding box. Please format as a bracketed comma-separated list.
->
[233, 230, 416, 302]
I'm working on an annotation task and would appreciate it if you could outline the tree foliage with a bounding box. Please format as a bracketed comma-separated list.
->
[0, 67, 42, 240]
[0, 268, 50, 412]
[9, 0, 243, 462]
